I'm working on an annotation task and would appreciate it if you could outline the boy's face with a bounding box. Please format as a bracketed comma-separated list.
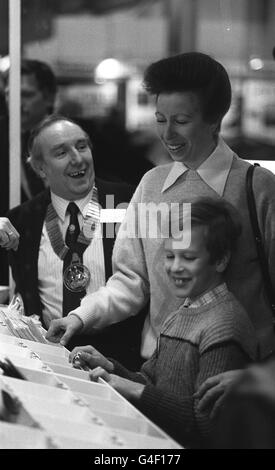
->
[164, 225, 222, 300]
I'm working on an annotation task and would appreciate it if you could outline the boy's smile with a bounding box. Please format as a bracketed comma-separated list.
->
[164, 225, 223, 301]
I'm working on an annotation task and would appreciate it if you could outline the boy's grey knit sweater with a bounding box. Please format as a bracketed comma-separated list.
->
[112, 287, 258, 448]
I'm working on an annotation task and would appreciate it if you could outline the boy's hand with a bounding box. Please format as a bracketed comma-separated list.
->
[89, 367, 145, 402]
[69, 345, 114, 373]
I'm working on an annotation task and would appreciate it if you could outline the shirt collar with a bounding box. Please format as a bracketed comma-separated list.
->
[51, 186, 94, 222]
[183, 282, 228, 309]
[162, 137, 234, 196]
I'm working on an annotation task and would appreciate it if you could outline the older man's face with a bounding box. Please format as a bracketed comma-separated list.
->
[36, 120, 95, 200]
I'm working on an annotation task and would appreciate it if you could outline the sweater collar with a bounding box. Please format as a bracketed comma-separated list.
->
[161, 137, 234, 195]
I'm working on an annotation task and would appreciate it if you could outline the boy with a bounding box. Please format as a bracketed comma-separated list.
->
[69, 197, 258, 448]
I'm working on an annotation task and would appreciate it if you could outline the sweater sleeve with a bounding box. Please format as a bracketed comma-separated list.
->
[111, 359, 148, 385]
[137, 342, 249, 448]
[68, 182, 150, 332]
[111, 348, 158, 385]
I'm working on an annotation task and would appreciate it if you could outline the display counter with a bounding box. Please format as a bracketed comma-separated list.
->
[0, 307, 182, 449]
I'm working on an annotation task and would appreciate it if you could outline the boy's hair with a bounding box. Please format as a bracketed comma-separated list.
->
[172, 197, 242, 264]
[143, 52, 231, 127]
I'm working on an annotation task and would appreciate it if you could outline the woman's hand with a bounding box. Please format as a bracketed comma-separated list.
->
[46, 315, 82, 346]
[69, 345, 114, 373]
[194, 370, 243, 418]
[90, 367, 145, 402]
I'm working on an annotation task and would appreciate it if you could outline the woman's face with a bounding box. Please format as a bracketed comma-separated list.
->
[155, 91, 217, 169]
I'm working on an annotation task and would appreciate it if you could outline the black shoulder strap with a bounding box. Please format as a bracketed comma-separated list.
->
[246, 164, 275, 317]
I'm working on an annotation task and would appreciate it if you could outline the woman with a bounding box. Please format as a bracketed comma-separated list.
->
[46, 52, 275, 362]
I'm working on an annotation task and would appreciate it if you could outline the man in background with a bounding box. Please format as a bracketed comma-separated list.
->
[0, 59, 57, 285]
[4, 59, 57, 202]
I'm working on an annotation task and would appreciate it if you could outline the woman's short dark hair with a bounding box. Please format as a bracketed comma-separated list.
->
[143, 52, 231, 125]
[171, 197, 242, 264]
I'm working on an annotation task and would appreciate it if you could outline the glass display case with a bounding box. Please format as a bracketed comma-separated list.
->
[0, 307, 182, 449]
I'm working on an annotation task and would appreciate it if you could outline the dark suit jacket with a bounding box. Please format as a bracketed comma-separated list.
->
[0, 116, 9, 217]
[0, 117, 45, 284]
[8, 178, 147, 369]
[0, 116, 10, 285]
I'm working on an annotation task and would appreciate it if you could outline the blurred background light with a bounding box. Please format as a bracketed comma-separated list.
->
[249, 57, 264, 70]
[0, 55, 10, 73]
[95, 58, 136, 83]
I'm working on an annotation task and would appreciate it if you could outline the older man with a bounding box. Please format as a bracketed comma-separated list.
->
[7, 115, 144, 368]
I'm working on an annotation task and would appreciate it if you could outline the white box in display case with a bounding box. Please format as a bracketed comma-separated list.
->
[0, 330, 182, 449]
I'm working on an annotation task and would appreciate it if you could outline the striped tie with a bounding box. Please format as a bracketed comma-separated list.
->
[63, 202, 83, 317]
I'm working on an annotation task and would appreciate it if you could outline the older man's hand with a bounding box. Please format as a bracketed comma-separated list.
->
[0, 218, 19, 251]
